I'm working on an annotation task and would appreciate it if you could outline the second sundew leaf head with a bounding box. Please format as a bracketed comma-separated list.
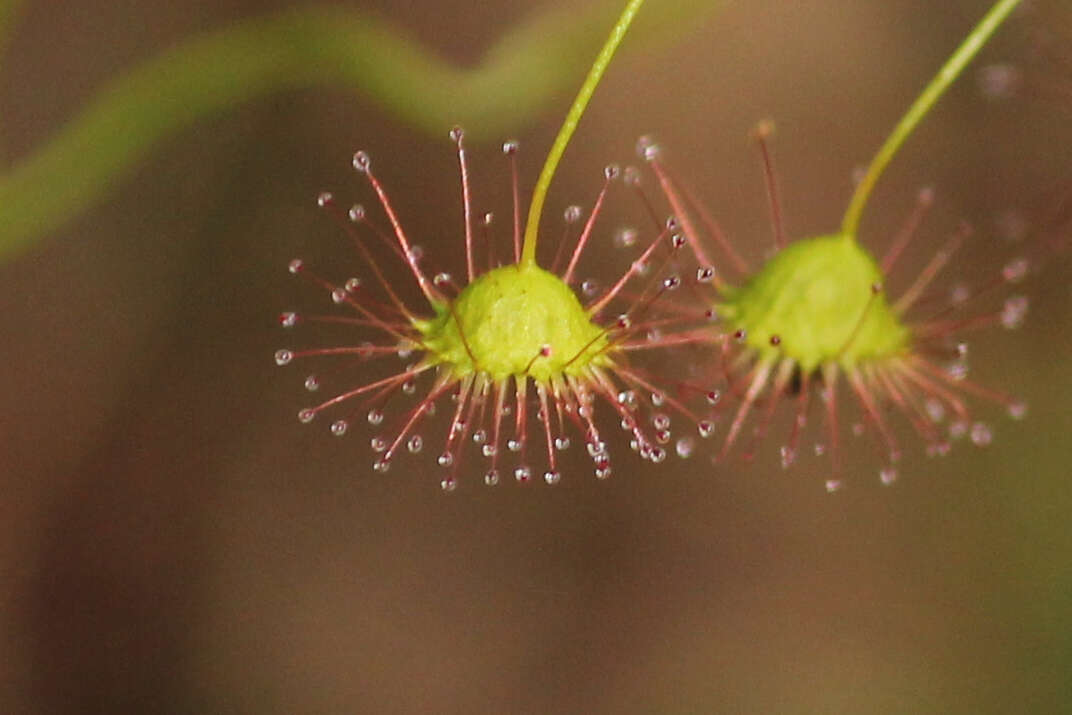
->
[720, 233, 909, 373]
[418, 264, 609, 382]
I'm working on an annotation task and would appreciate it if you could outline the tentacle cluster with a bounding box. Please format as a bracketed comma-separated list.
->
[276, 130, 717, 489]
[643, 135, 1036, 489]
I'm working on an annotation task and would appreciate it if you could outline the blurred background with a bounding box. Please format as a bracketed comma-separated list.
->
[1, 0, 1070, 712]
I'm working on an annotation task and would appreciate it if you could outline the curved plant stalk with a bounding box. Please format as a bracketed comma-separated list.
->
[0, 0, 724, 263]
[841, 0, 1023, 236]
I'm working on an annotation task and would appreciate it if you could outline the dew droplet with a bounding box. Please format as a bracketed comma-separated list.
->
[946, 362, 969, 381]
[1002, 257, 1030, 283]
[614, 227, 638, 249]
[274, 349, 293, 366]
[407, 435, 423, 453]
[1001, 295, 1029, 330]
[970, 422, 993, 446]
[977, 62, 1021, 101]
[298, 408, 315, 423]
[367, 409, 384, 426]
[675, 437, 695, 458]
[663, 274, 682, 290]
[924, 399, 945, 423]
[330, 419, 348, 436]
[604, 164, 621, 180]
[544, 470, 561, 485]
[352, 151, 371, 172]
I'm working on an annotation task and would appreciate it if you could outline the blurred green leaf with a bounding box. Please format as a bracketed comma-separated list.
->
[0, 0, 725, 263]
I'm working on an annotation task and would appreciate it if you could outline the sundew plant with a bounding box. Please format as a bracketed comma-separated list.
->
[645, 0, 1039, 489]
[277, 0, 714, 489]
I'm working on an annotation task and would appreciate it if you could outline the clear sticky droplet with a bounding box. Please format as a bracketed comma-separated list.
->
[278, 312, 299, 328]
[407, 435, 423, 453]
[330, 419, 348, 436]
[698, 421, 715, 438]
[370, 436, 387, 452]
[352, 151, 370, 172]
[298, 408, 315, 423]
[514, 465, 531, 483]
[304, 375, 320, 392]
[543, 470, 561, 485]
[614, 227, 638, 249]
[970, 422, 993, 446]
[274, 349, 293, 366]
[440, 477, 457, 492]
[880, 467, 898, 485]
[367, 409, 384, 426]
[348, 204, 365, 222]
[316, 191, 333, 207]
[675, 437, 695, 458]
[373, 459, 390, 473]
[437, 452, 454, 467]
[484, 469, 500, 486]
[825, 479, 843, 493]
[287, 258, 304, 274]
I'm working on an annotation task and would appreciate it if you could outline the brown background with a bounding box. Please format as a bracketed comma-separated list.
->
[1, 0, 1070, 712]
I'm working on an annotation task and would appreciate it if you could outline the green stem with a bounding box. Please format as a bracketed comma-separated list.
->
[840, 0, 1022, 237]
[520, 0, 646, 267]
[0, 0, 723, 264]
